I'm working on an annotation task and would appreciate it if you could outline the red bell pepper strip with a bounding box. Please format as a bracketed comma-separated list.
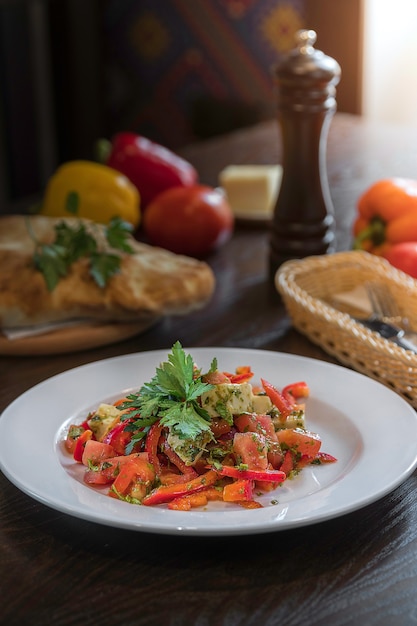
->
[162, 438, 198, 478]
[145, 420, 164, 476]
[220, 465, 286, 483]
[281, 381, 309, 405]
[238, 500, 263, 509]
[100, 132, 198, 209]
[314, 452, 338, 464]
[222, 366, 254, 384]
[102, 419, 134, 456]
[261, 378, 293, 418]
[142, 469, 218, 506]
[224, 372, 254, 384]
[73, 429, 93, 462]
[168, 487, 223, 511]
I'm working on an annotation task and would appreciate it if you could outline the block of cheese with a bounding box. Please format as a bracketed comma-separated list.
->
[219, 164, 282, 219]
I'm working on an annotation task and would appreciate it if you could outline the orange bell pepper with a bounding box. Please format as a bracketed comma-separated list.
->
[353, 178, 417, 253]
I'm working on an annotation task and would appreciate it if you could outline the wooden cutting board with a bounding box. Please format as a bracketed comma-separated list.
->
[0, 318, 158, 356]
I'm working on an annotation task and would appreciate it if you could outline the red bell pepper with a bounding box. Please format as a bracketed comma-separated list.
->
[314, 451, 337, 464]
[73, 429, 93, 462]
[261, 378, 293, 418]
[168, 487, 223, 511]
[102, 419, 134, 456]
[220, 465, 286, 483]
[161, 437, 198, 478]
[142, 469, 218, 506]
[281, 381, 309, 405]
[99, 132, 198, 209]
[144, 420, 164, 476]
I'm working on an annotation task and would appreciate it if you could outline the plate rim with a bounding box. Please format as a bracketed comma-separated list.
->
[1, 347, 417, 536]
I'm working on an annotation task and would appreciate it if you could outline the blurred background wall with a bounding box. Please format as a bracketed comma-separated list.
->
[0, 0, 364, 214]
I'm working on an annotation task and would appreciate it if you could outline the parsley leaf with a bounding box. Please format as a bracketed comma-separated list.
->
[89, 252, 121, 288]
[105, 217, 134, 253]
[65, 190, 80, 215]
[29, 205, 134, 291]
[33, 243, 69, 291]
[54, 221, 97, 261]
[120, 342, 216, 442]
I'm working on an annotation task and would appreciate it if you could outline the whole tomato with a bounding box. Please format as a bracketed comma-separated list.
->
[383, 242, 417, 278]
[143, 185, 234, 257]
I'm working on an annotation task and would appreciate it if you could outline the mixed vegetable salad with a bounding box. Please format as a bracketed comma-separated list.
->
[64, 342, 336, 510]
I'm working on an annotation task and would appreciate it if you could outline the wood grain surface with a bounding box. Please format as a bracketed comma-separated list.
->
[2, 113, 417, 626]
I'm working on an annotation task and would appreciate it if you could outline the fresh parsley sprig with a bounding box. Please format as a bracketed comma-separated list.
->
[120, 342, 216, 445]
[28, 194, 134, 291]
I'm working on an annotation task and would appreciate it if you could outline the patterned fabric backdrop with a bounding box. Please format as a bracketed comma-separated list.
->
[103, 0, 306, 149]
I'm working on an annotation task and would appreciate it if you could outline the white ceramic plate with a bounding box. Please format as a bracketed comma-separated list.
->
[1, 348, 417, 536]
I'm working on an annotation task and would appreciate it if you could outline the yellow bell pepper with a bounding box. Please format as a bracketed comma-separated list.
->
[40, 160, 141, 227]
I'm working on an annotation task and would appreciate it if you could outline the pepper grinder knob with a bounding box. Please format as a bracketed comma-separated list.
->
[270, 29, 341, 277]
[297, 28, 316, 51]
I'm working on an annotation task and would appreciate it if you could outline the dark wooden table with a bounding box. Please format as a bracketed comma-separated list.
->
[2, 113, 417, 626]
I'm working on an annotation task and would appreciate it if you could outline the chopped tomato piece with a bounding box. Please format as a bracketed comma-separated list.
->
[233, 431, 268, 470]
[109, 457, 156, 501]
[81, 440, 115, 466]
[280, 450, 294, 475]
[235, 413, 276, 439]
[277, 428, 321, 460]
[83, 452, 149, 485]
[234, 414, 283, 468]
[210, 417, 232, 438]
[65, 424, 86, 453]
[110, 460, 141, 495]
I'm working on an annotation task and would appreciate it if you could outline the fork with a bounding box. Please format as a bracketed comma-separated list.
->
[353, 282, 417, 353]
[366, 282, 413, 330]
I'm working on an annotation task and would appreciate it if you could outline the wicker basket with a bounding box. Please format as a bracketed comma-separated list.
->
[275, 250, 417, 408]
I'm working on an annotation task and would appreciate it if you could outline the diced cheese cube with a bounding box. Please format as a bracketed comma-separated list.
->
[87, 403, 121, 441]
[252, 393, 273, 415]
[200, 383, 256, 418]
[219, 165, 282, 218]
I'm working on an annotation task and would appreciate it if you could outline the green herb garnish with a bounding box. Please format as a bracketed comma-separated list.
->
[28, 203, 134, 291]
[120, 342, 216, 448]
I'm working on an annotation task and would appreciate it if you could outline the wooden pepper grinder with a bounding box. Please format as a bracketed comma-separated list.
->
[270, 29, 341, 276]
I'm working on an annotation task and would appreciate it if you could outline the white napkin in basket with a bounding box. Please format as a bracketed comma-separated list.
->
[332, 285, 372, 315]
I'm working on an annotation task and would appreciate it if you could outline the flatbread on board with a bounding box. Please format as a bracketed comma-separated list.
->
[0, 215, 216, 328]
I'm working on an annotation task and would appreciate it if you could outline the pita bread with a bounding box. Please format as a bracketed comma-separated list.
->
[0, 215, 216, 328]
